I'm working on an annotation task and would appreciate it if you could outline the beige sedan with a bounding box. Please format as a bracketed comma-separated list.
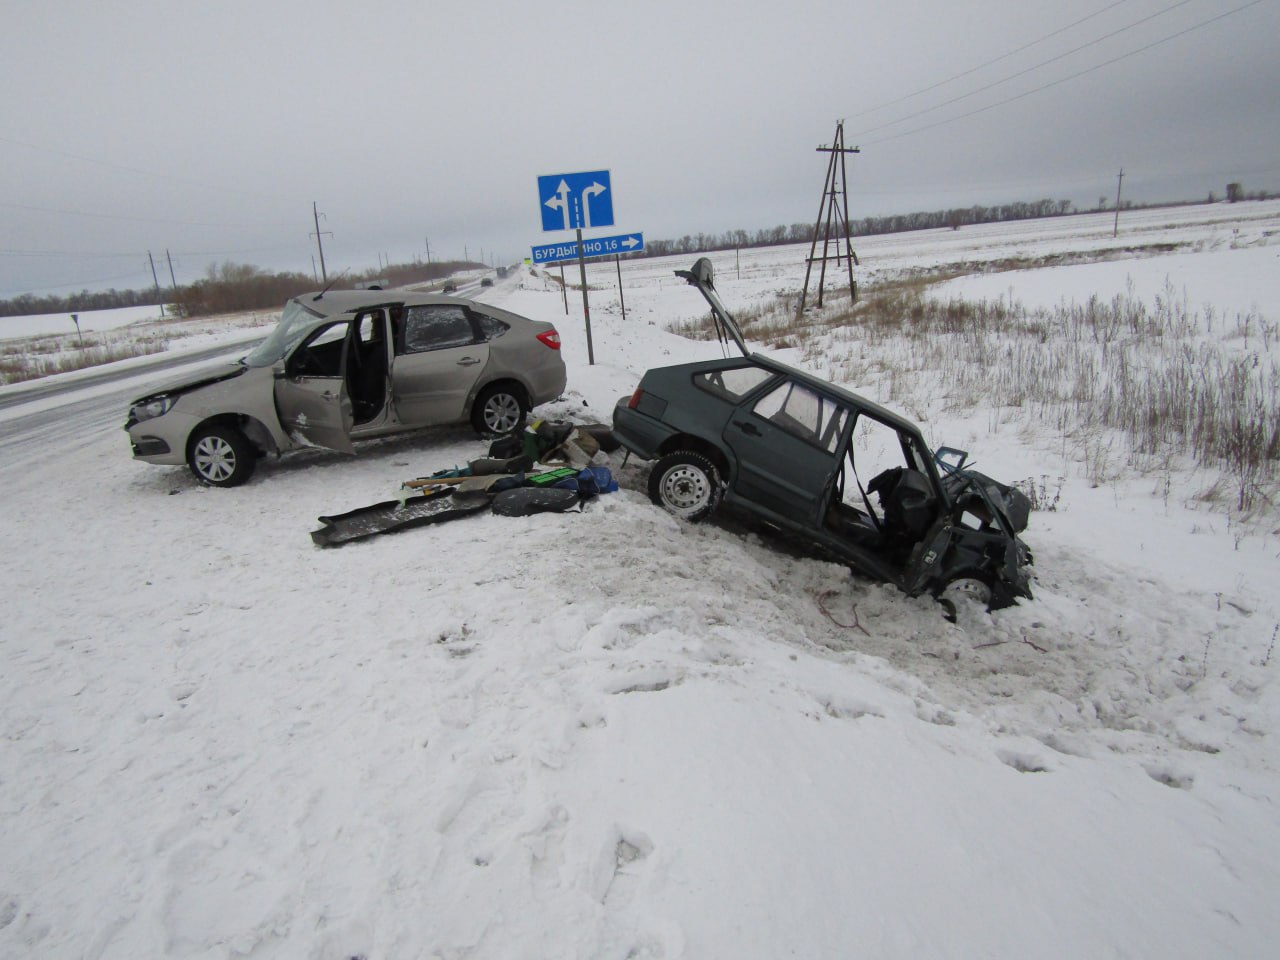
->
[125, 289, 566, 486]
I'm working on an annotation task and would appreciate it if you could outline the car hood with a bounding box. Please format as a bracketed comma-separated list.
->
[131, 362, 247, 403]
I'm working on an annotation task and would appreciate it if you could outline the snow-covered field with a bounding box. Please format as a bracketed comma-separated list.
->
[1, 304, 166, 338]
[2, 202, 1279, 959]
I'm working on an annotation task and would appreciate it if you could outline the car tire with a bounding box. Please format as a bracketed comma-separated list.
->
[472, 384, 527, 435]
[187, 424, 256, 487]
[649, 451, 722, 522]
[934, 572, 993, 623]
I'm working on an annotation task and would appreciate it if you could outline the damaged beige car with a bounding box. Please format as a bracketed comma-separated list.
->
[126, 289, 566, 486]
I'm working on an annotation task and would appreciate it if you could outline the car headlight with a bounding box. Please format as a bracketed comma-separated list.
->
[129, 395, 176, 423]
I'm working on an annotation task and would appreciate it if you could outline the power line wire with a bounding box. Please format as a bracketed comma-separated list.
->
[845, 0, 1136, 121]
[862, 0, 1266, 147]
[850, 0, 1202, 139]
[0, 199, 294, 230]
[1, 242, 305, 260]
[0, 268, 152, 297]
[0, 248, 145, 260]
[0, 134, 290, 207]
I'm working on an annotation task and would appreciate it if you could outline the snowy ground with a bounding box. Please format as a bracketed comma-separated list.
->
[2, 202, 1279, 959]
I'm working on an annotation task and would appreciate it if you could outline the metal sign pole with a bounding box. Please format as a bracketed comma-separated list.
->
[615, 255, 626, 323]
[576, 227, 595, 365]
[559, 264, 568, 314]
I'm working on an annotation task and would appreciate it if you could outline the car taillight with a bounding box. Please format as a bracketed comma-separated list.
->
[536, 330, 561, 350]
[628, 388, 644, 409]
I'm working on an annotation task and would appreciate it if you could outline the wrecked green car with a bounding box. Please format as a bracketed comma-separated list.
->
[612, 258, 1033, 612]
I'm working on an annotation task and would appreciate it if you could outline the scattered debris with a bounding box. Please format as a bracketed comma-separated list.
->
[310, 420, 619, 547]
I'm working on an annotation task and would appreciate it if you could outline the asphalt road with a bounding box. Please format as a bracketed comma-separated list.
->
[0, 336, 262, 473]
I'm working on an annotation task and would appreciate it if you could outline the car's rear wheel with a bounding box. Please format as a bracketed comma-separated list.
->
[649, 451, 722, 522]
[472, 384, 527, 435]
[188, 424, 256, 487]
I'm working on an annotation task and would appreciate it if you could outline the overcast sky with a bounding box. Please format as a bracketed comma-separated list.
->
[2, 0, 1277, 299]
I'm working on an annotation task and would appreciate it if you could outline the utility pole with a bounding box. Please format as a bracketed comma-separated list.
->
[425, 237, 431, 263]
[798, 120, 860, 317]
[165, 249, 177, 292]
[310, 202, 331, 283]
[147, 250, 166, 317]
[1113, 168, 1125, 238]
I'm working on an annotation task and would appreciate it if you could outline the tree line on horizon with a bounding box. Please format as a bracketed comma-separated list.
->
[3, 189, 1273, 318]
[642, 197, 1078, 258]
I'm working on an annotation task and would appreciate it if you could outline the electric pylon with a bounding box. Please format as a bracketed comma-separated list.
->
[797, 121, 860, 317]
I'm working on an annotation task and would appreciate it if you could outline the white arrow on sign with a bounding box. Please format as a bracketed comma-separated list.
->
[581, 181, 607, 228]
[621, 235, 640, 249]
[544, 179, 571, 230]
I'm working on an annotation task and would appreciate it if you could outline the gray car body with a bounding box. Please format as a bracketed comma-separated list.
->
[612, 258, 1033, 607]
[126, 288, 566, 470]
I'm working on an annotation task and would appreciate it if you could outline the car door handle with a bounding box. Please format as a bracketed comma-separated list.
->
[733, 420, 762, 436]
[456, 357, 482, 367]
[321, 390, 336, 401]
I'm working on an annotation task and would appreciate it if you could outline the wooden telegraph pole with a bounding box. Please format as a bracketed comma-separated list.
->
[1113, 168, 1125, 238]
[797, 121, 860, 318]
[311, 202, 331, 283]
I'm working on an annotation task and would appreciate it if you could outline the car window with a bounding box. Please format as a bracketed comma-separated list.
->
[400, 305, 476, 354]
[355, 309, 383, 347]
[752, 380, 847, 452]
[695, 366, 774, 401]
[287, 320, 349, 377]
[474, 312, 510, 341]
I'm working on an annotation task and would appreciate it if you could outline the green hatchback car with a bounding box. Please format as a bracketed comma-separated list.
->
[612, 258, 1033, 612]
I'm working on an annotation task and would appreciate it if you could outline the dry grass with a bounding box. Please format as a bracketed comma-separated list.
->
[671, 270, 1279, 514]
[0, 310, 275, 386]
[1, 336, 168, 384]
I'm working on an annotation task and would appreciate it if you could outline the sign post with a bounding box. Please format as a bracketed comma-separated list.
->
[574, 228, 593, 363]
[537, 169, 617, 365]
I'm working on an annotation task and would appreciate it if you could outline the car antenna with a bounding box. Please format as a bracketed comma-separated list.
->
[312, 269, 351, 301]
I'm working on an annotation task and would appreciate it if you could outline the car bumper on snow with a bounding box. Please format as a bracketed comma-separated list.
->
[124, 411, 201, 466]
[611, 396, 671, 461]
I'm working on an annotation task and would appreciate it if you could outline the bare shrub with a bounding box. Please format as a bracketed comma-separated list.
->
[698, 274, 1279, 511]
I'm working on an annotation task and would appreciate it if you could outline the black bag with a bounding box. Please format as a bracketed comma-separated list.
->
[490, 487, 581, 517]
[487, 433, 524, 459]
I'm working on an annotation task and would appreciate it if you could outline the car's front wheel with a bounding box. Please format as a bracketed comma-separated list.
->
[187, 424, 256, 487]
[934, 572, 994, 623]
[649, 451, 722, 522]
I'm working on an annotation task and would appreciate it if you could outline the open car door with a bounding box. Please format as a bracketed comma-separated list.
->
[273, 318, 357, 454]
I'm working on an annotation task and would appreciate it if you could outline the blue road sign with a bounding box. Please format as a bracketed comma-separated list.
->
[538, 170, 614, 231]
[531, 232, 644, 265]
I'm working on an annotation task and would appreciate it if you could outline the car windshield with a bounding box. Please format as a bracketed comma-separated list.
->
[243, 299, 326, 368]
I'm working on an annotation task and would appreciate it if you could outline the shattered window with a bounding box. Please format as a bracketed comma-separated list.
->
[474, 313, 510, 341]
[753, 380, 846, 452]
[695, 365, 773, 401]
[401, 305, 476, 354]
